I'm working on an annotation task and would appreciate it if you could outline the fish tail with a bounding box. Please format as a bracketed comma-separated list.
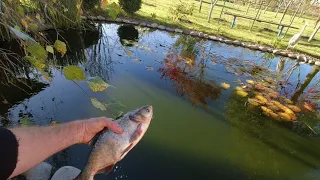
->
[75, 169, 94, 180]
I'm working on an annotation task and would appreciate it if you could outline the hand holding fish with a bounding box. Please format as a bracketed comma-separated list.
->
[77, 117, 124, 144]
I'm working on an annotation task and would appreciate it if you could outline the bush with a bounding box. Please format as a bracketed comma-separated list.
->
[168, 0, 195, 21]
[83, 0, 100, 10]
[118, 0, 141, 14]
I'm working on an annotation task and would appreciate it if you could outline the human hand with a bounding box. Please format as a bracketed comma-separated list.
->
[76, 117, 124, 144]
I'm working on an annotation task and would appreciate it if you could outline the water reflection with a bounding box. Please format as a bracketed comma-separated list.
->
[117, 25, 139, 47]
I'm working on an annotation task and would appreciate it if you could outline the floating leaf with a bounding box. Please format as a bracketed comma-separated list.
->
[125, 50, 132, 56]
[248, 98, 260, 106]
[30, 24, 38, 31]
[24, 56, 45, 69]
[246, 80, 255, 84]
[221, 82, 230, 89]
[287, 105, 301, 113]
[255, 95, 268, 103]
[46, 45, 54, 55]
[304, 102, 315, 112]
[278, 112, 292, 121]
[26, 42, 47, 61]
[40, 70, 51, 81]
[25, 16, 34, 22]
[146, 66, 154, 71]
[101, 0, 108, 8]
[36, 13, 41, 22]
[17, 6, 24, 16]
[236, 90, 248, 97]
[91, 98, 107, 111]
[87, 76, 114, 92]
[21, 19, 28, 29]
[20, 117, 34, 126]
[63, 66, 85, 81]
[54, 40, 67, 57]
[132, 58, 142, 63]
[50, 121, 62, 126]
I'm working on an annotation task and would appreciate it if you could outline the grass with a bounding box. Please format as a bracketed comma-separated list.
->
[110, 0, 320, 58]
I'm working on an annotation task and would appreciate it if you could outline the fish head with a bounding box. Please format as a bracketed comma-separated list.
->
[129, 105, 153, 123]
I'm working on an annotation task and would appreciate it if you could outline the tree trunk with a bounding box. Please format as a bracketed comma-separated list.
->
[283, 1, 303, 38]
[291, 66, 320, 102]
[315, 13, 320, 28]
[219, 0, 227, 19]
[199, 0, 203, 12]
[278, 1, 292, 28]
[308, 22, 320, 42]
[208, 0, 219, 22]
[263, 1, 272, 14]
[250, 1, 263, 30]
[275, 0, 283, 18]
[246, 0, 251, 14]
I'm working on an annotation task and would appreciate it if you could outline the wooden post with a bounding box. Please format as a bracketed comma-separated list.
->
[278, 26, 285, 37]
[208, 0, 219, 23]
[308, 22, 320, 42]
[278, 1, 292, 29]
[231, 16, 237, 28]
[283, 1, 303, 38]
[250, 0, 263, 31]
[199, 0, 203, 12]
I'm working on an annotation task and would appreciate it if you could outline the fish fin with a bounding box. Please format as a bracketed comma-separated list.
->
[88, 129, 105, 146]
[98, 164, 116, 174]
[130, 123, 143, 143]
[119, 143, 134, 159]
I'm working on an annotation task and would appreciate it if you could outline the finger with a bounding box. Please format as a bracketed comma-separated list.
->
[101, 117, 124, 134]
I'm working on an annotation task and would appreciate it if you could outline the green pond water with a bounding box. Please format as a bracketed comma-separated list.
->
[1, 23, 320, 180]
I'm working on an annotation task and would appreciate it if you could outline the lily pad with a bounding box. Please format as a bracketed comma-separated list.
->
[20, 117, 34, 126]
[221, 82, 230, 89]
[63, 66, 85, 81]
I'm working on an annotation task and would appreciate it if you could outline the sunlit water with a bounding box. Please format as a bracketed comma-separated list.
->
[2, 23, 320, 180]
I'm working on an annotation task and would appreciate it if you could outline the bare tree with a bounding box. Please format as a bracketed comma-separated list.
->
[308, 22, 320, 42]
[278, 1, 293, 28]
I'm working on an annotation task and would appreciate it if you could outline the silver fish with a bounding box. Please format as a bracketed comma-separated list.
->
[76, 105, 153, 180]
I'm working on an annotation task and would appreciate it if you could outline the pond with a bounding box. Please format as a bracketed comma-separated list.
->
[1, 23, 320, 180]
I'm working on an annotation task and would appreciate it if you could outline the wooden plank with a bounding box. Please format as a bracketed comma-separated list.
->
[223, 12, 298, 29]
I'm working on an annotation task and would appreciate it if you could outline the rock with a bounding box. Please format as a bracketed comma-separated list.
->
[315, 61, 320, 66]
[88, 16, 97, 20]
[288, 53, 298, 59]
[51, 166, 81, 180]
[232, 40, 241, 45]
[258, 46, 269, 52]
[248, 44, 259, 50]
[299, 61, 306, 64]
[97, 16, 105, 21]
[240, 42, 246, 47]
[298, 55, 308, 62]
[139, 22, 147, 26]
[158, 25, 165, 30]
[224, 39, 233, 44]
[23, 162, 52, 180]
[273, 49, 281, 55]
[115, 18, 123, 22]
[208, 35, 218, 41]
[165, 27, 175, 32]
[183, 30, 190, 34]
[279, 51, 288, 57]
[204, 34, 209, 38]
[190, 31, 197, 36]
[131, 21, 139, 25]
[308, 60, 315, 64]
[80, 16, 87, 20]
[267, 48, 273, 53]
[122, 19, 131, 24]
[198, 32, 204, 37]
[174, 28, 183, 33]
[217, 37, 223, 42]
[151, 23, 158, 28]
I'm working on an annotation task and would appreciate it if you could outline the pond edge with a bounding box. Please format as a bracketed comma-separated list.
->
[81, 15, 320, 66]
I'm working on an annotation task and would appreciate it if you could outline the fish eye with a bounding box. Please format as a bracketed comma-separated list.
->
[145, 108, 150, 113]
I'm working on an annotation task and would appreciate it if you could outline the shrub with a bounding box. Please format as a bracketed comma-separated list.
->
[168, 0, 195, 21]
[83, 0, 100, 10]
[118, 0, 141, 14]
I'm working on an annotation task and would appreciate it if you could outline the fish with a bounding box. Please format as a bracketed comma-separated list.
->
[76, 105, 153, 180]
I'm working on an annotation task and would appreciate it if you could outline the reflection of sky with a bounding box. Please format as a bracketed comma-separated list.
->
[3, 23, 320, 180]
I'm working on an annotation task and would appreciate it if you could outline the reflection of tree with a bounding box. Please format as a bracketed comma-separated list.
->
[276, 58, 286, 73]
[85, 24, 114, 81]
[158, 54, 222, 108]
[173, 36, 201, 61]
[117, 25, 139, 47]
[291, 66, 320, 102]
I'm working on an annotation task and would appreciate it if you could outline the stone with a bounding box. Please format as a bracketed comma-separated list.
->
[248, 44, 259, 50]
[298, 55, 308, 62]
[80, 16, 87, 20]
[146, 23, 153, 27]
[240, 42, 246, 47]
[273, 49, 281, 55]
[308, 60, 315, 64]
[190, 31, 197, 36]
[115, 18, 123, 22]
[23, 162, 52, 180]
[139, 22, 147, 26]
[51, 166, 81, 180]
[288, 53, 298, 59]
[203, 34, 209, 38]
[217, 37, 223, 42]
[315, 61, 320, 66]
[279, 51, 288, 57]
[97, 16, 105, 21]
[122, 19, 131, 23]
[232, 40, 241, 45]
[258, 46, 269, 52]
[158, 25, 165, 30]
[267, 48, 273, 53]
[183, 30, 190, 34]
[166, 27, 175, 32]
[198, 32, 204, 37]
[151, 23, 158, 28]
[224, 39, 233, 44]
[208, 35, 218, 41]
[88, 16, 97, 20]
[175, 28, 183, 33]
[132, 21, 139, 25]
